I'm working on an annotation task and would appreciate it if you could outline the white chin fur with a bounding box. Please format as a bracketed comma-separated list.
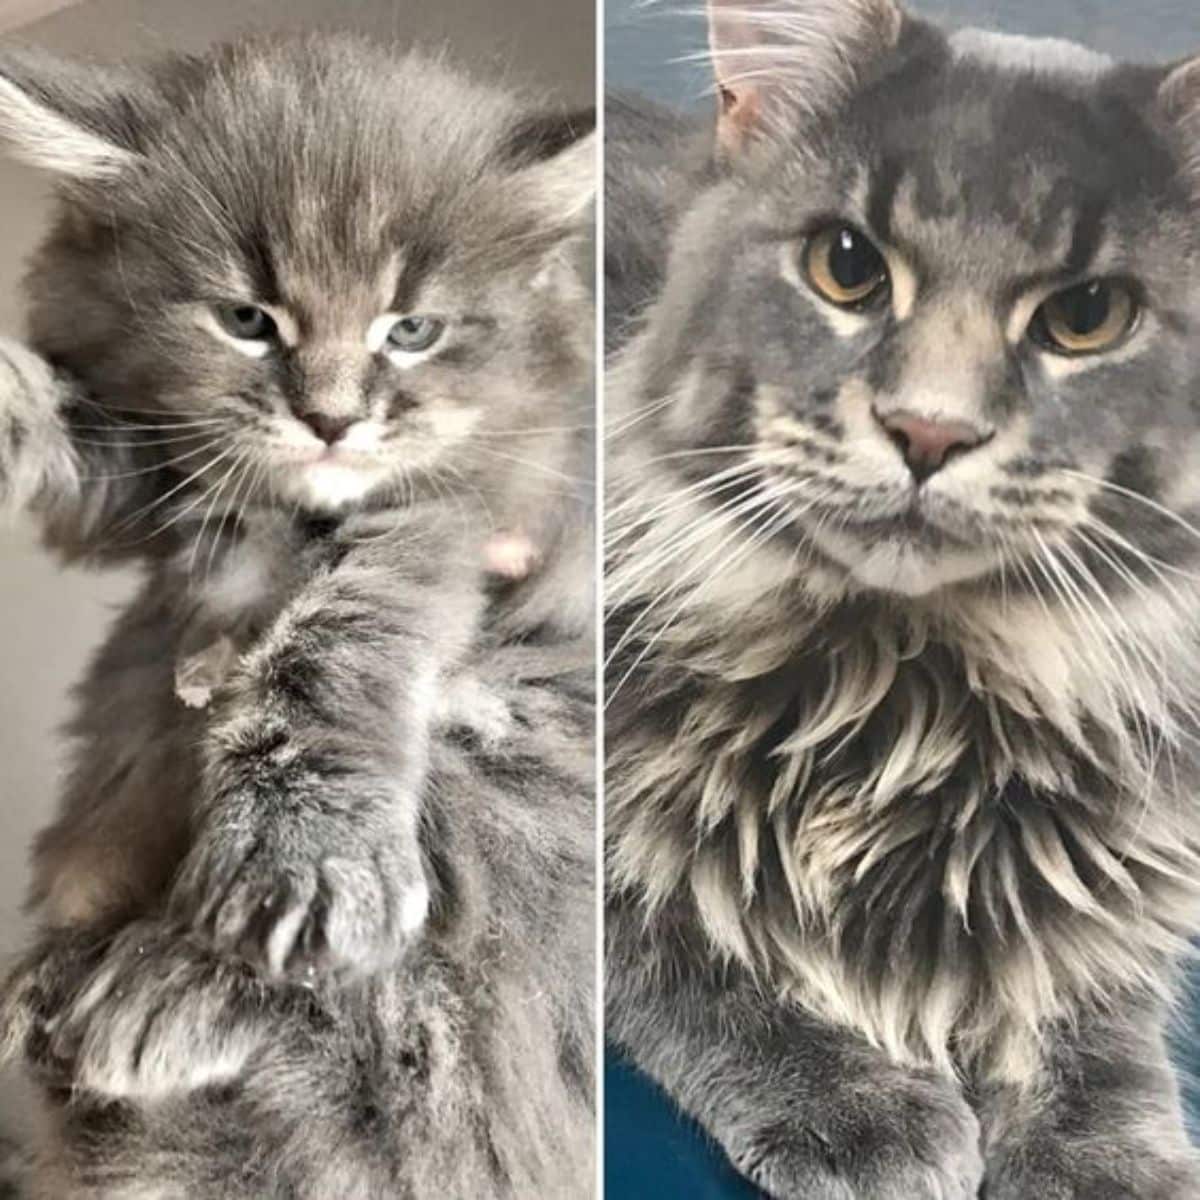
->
[813, 527, 999, 597]
[276, 461, 389, 510]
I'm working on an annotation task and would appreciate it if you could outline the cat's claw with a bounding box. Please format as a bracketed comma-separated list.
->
[172, 829, 428, 981]
[726, 1073, 983, 1200]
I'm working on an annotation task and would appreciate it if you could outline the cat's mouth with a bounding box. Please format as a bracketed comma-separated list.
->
[839, 492, 977, 551]
[797, 488, 1004, 596]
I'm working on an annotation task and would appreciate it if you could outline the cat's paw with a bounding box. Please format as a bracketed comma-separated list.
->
[726, 1072, 983, 1200]
[986, 1143, 1200, 1199]
[39, 921, 272, 1100]
[171, 824, 429, 981]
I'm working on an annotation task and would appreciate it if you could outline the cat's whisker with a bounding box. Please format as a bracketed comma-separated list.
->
[606, 480, 776, 608]
[608, 494, 802, 704]
[607, 480, 816, 663]
[1062, 469, 1200, 553]
[606, 460, 763, 537]
[606, 393, 680, 438]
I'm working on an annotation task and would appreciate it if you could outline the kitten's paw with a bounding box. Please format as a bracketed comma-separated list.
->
[43, 922, 271, 1100]
[726, 1072, 983, 1200]
[171, 827, 428, 981]
[0, 930, 101, 1081]
[0, 338, 75, 508]
[986, 1143, 1200, 1199]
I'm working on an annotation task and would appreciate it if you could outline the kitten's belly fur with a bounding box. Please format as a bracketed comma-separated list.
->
[608, 642, 1200, 1084]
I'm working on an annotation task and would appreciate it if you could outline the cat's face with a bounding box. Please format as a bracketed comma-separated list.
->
[639, 4, 1200, 599]
[0, 38, 593, 513]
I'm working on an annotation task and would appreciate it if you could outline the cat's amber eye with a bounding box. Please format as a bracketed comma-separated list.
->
[804, 226, 890, 309]
[215, 303, 277, 341]
[1030, 280, 1138, 356]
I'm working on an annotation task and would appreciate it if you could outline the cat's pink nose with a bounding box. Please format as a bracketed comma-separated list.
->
[875, 409, 989, 483]
[298, 411, 356, 446]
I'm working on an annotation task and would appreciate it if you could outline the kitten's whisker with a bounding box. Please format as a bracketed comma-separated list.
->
[188, 447, 250, 578]
[110, 443, 242, 543]
[80, 437, 228, 482]
[460, 443, 588, 487]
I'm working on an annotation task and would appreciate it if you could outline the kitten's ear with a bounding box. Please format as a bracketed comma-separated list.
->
[1160, 55, 1200, 195]
[0, 46, 141, 179]
[502, 108, 596, 229]
[707, 0, 905, 151]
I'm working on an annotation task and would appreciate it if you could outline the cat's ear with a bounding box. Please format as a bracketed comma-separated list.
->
[707, 0, 905, 151]
[502, 108, 596, 230]
[0, 47, 142, 179]
[1160, 55, 1200, 195]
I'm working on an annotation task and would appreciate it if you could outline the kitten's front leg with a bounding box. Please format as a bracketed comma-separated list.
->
[0, 337, 79, 512]
[607, 900, 983, 1200]
[171, 537, 480, 980]
[982, 1005, 1200, 1199]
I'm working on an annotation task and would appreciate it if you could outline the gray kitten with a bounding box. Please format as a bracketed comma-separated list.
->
[0, 34, 595, 1198]
[606, 2, 1200, 1197]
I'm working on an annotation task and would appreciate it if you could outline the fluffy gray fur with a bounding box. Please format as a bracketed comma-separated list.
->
[606, 1, 1200, 1196]
[0, 33, 595, 1198]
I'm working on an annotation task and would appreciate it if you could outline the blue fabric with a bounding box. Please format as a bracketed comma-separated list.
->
[605, 1051, 762, 1199]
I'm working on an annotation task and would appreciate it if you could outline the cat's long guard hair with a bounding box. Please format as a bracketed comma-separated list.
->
[607, 1, 1200, 1195]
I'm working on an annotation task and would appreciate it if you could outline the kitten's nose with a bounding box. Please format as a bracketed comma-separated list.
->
[298, 411, 356, 446]
[875, 409, 990, 483]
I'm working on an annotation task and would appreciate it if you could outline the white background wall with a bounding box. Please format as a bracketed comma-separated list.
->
[0, 0, 592, 1131]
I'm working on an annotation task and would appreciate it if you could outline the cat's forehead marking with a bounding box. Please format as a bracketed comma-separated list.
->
[949, 29, 1113, 78]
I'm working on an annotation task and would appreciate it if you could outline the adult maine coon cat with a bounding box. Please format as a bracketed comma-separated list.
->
[607, 3, 1200, 1196]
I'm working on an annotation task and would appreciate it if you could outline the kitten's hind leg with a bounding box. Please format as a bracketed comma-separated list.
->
[981, 1005, 1200, 1199]
[3, 920, 281, 1101]
[607, 901, 983, 1200]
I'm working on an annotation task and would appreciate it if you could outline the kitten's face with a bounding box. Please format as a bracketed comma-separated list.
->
[645, 20, 1200, 599]
[5, 38, 592, 513]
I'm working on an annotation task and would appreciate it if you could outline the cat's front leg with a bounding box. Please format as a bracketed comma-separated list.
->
[982, 1005, 1200, 1199]
[607, 900, 983, 1200]
[171, 547, 479, 981]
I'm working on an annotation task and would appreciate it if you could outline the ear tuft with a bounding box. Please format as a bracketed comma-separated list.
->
[1161, 56, 1200, 194]
[0, 47, 138, 179]
[707, 0, 905, 152]
[504, 107, 596, 227]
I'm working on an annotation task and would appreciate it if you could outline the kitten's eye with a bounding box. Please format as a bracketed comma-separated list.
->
[215, 304, 277, 341]
[804, 226, 889, 309]
[1030, 281, 1138, 356]
[386, 316, 445, 354]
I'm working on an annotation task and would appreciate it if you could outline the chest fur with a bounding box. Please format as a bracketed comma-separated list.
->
[608, 619, 1200, 1082]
